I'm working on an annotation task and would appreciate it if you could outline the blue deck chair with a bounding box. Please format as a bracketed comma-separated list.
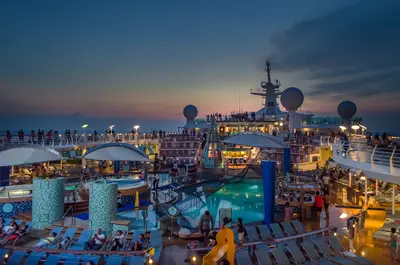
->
[69, 229, 93, 250]
[254, 249, 273, 265]
[311, 237, 359, 265]
[23, 252, 43, 265]
[15, 220, 23, 225]
[257, 224, 273, 241]
[291, 219, 306, 234]
[64, 255, 80, 265]
[280, 221, 296, 236]
[10, 222, 33, 245]
[129, 255, 145, 265]
[129, 231, 144, 250]
[43, 254, 60, 265]
[244, 225, 260, 242]
[236, 250, 253, 265]
[3, 219, 11, 226]
[269, 223, 285, 239]
[149, 230, 162, 247]
[6, 250, 26, 265]
[50, 227, 77, 248]
[326, 235, 374, 265]
[106, 255, 122, 265]
[83, 255, 100, 265]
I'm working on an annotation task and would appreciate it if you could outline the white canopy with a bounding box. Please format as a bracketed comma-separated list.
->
[0, 145, 62, 166]
[82, 143, 150, 162]
[222, 132, 287, 148]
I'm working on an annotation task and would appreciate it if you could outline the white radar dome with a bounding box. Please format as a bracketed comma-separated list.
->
[280, 87, 304, 111]
[183, 105, 198, 120]
[337, 101, 357, 120]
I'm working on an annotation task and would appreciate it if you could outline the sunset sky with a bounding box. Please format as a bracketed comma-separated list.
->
[0, 0, 399, 133]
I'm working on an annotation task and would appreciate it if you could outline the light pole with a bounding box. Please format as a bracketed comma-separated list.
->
[134, 125, 140, 143]
[82, 124, 88, 143]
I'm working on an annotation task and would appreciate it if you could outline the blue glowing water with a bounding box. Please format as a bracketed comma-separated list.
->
[185, 179, 264, 225]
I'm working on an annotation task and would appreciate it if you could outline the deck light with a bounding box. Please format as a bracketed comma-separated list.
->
[148, 258, 154, 264]
[192, 256, 197, 262]
[351, 125, 360, 130]
[339, 125, 347, 131]
[82, 124, 88, 128]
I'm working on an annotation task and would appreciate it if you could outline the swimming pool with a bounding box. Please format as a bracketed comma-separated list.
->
[185, 179, 264, 225]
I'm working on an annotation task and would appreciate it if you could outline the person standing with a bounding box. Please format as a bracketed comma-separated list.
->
[199, 211, 214, 244]
[320, 208, 327, 229]
[284, 202, 293, 221]
[235, 218, 245, 245]
[390, 227, 398, 261]
[314, 191, 323, 219]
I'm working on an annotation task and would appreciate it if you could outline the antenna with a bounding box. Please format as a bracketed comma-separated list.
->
[266, 60, 271, 83]
[238, 88, 241, 113]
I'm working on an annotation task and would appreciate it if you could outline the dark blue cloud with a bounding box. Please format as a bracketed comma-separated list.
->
[270, 0, 400, 99]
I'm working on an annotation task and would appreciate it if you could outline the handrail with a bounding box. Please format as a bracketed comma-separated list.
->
[61, 206, 74, 226]
[4, 245, 144, 256]
[390, 146, 397, 174]
[189, 226, 337, 253]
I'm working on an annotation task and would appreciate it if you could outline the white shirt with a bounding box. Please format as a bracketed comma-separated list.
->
[173, 163, 178, 169]
[3, 226, 13, 234]
[94, 233, 105, 245]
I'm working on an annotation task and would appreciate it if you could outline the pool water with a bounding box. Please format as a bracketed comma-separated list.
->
[186, 179, 264, 225]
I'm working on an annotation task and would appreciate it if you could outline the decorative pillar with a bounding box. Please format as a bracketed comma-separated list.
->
[0, 166, 10, 187]
[262, 160, 276, 224]
[364, 177, 368, 207]
[89, 180, 118, 234]
[348, 172, 352, 188]
[393, 184, 396, 215]
[32, 177, 65, 229]
[283, 148, 291, 176]
[113, 161, 120, 174]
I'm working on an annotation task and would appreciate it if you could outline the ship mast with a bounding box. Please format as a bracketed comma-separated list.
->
[250, 60, 281, 117]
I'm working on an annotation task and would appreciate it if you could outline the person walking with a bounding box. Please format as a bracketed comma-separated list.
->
[320, 208, 327, 229]
[391, 227, 398, 261]
[235, 218, 245, 245]
[199, 211, 214, 244]
[284, 202, 293, 221]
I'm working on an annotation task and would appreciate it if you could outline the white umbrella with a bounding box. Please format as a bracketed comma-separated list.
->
[82, 143, 150, 162]
[0, 145, 62, 166]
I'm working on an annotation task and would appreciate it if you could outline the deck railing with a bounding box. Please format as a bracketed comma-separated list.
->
[334, 139, 400, 172]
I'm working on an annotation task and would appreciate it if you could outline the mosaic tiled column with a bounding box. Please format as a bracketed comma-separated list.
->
[89, 181, 118, 234]
[32, 177, 65, 229]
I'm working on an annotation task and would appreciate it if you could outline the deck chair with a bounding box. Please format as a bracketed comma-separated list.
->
[269, 223, 285, 239]
[83, 255, 100, 265]
[150, 230, 162, 247]
[23, 252, 43, 265]
[106, 256, 122, 265]
[270, 247, 292, 265]
[300, 240, 336, 265]
[326, 235, 374, 265]
[68, 229, 93, 250]
[126, 231, 142, 250]
[291, 219, 306, 234]
[235, 250, 253, 265]
[6, 250, 25, 265]
[50, 227, 77, 248]
[11, 221, 33, 245]
[254, 249, 273, 265]
[15, 220, 23, 225]
[311, 237, 361, 265]
[64, 255, 80, 265]
[245, 225, 260, 242]
[280, 221, 296, 236]
[43, 254, 60, 265]
[285, 244, 314, 265]
[257, 224, 273, 241]
[129, 255, 145, 265]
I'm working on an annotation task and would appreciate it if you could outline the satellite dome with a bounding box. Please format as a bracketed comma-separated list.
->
[280, 87, 304, 111]
[183, 105, 198, 120]
[337, 101, 357, 120]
